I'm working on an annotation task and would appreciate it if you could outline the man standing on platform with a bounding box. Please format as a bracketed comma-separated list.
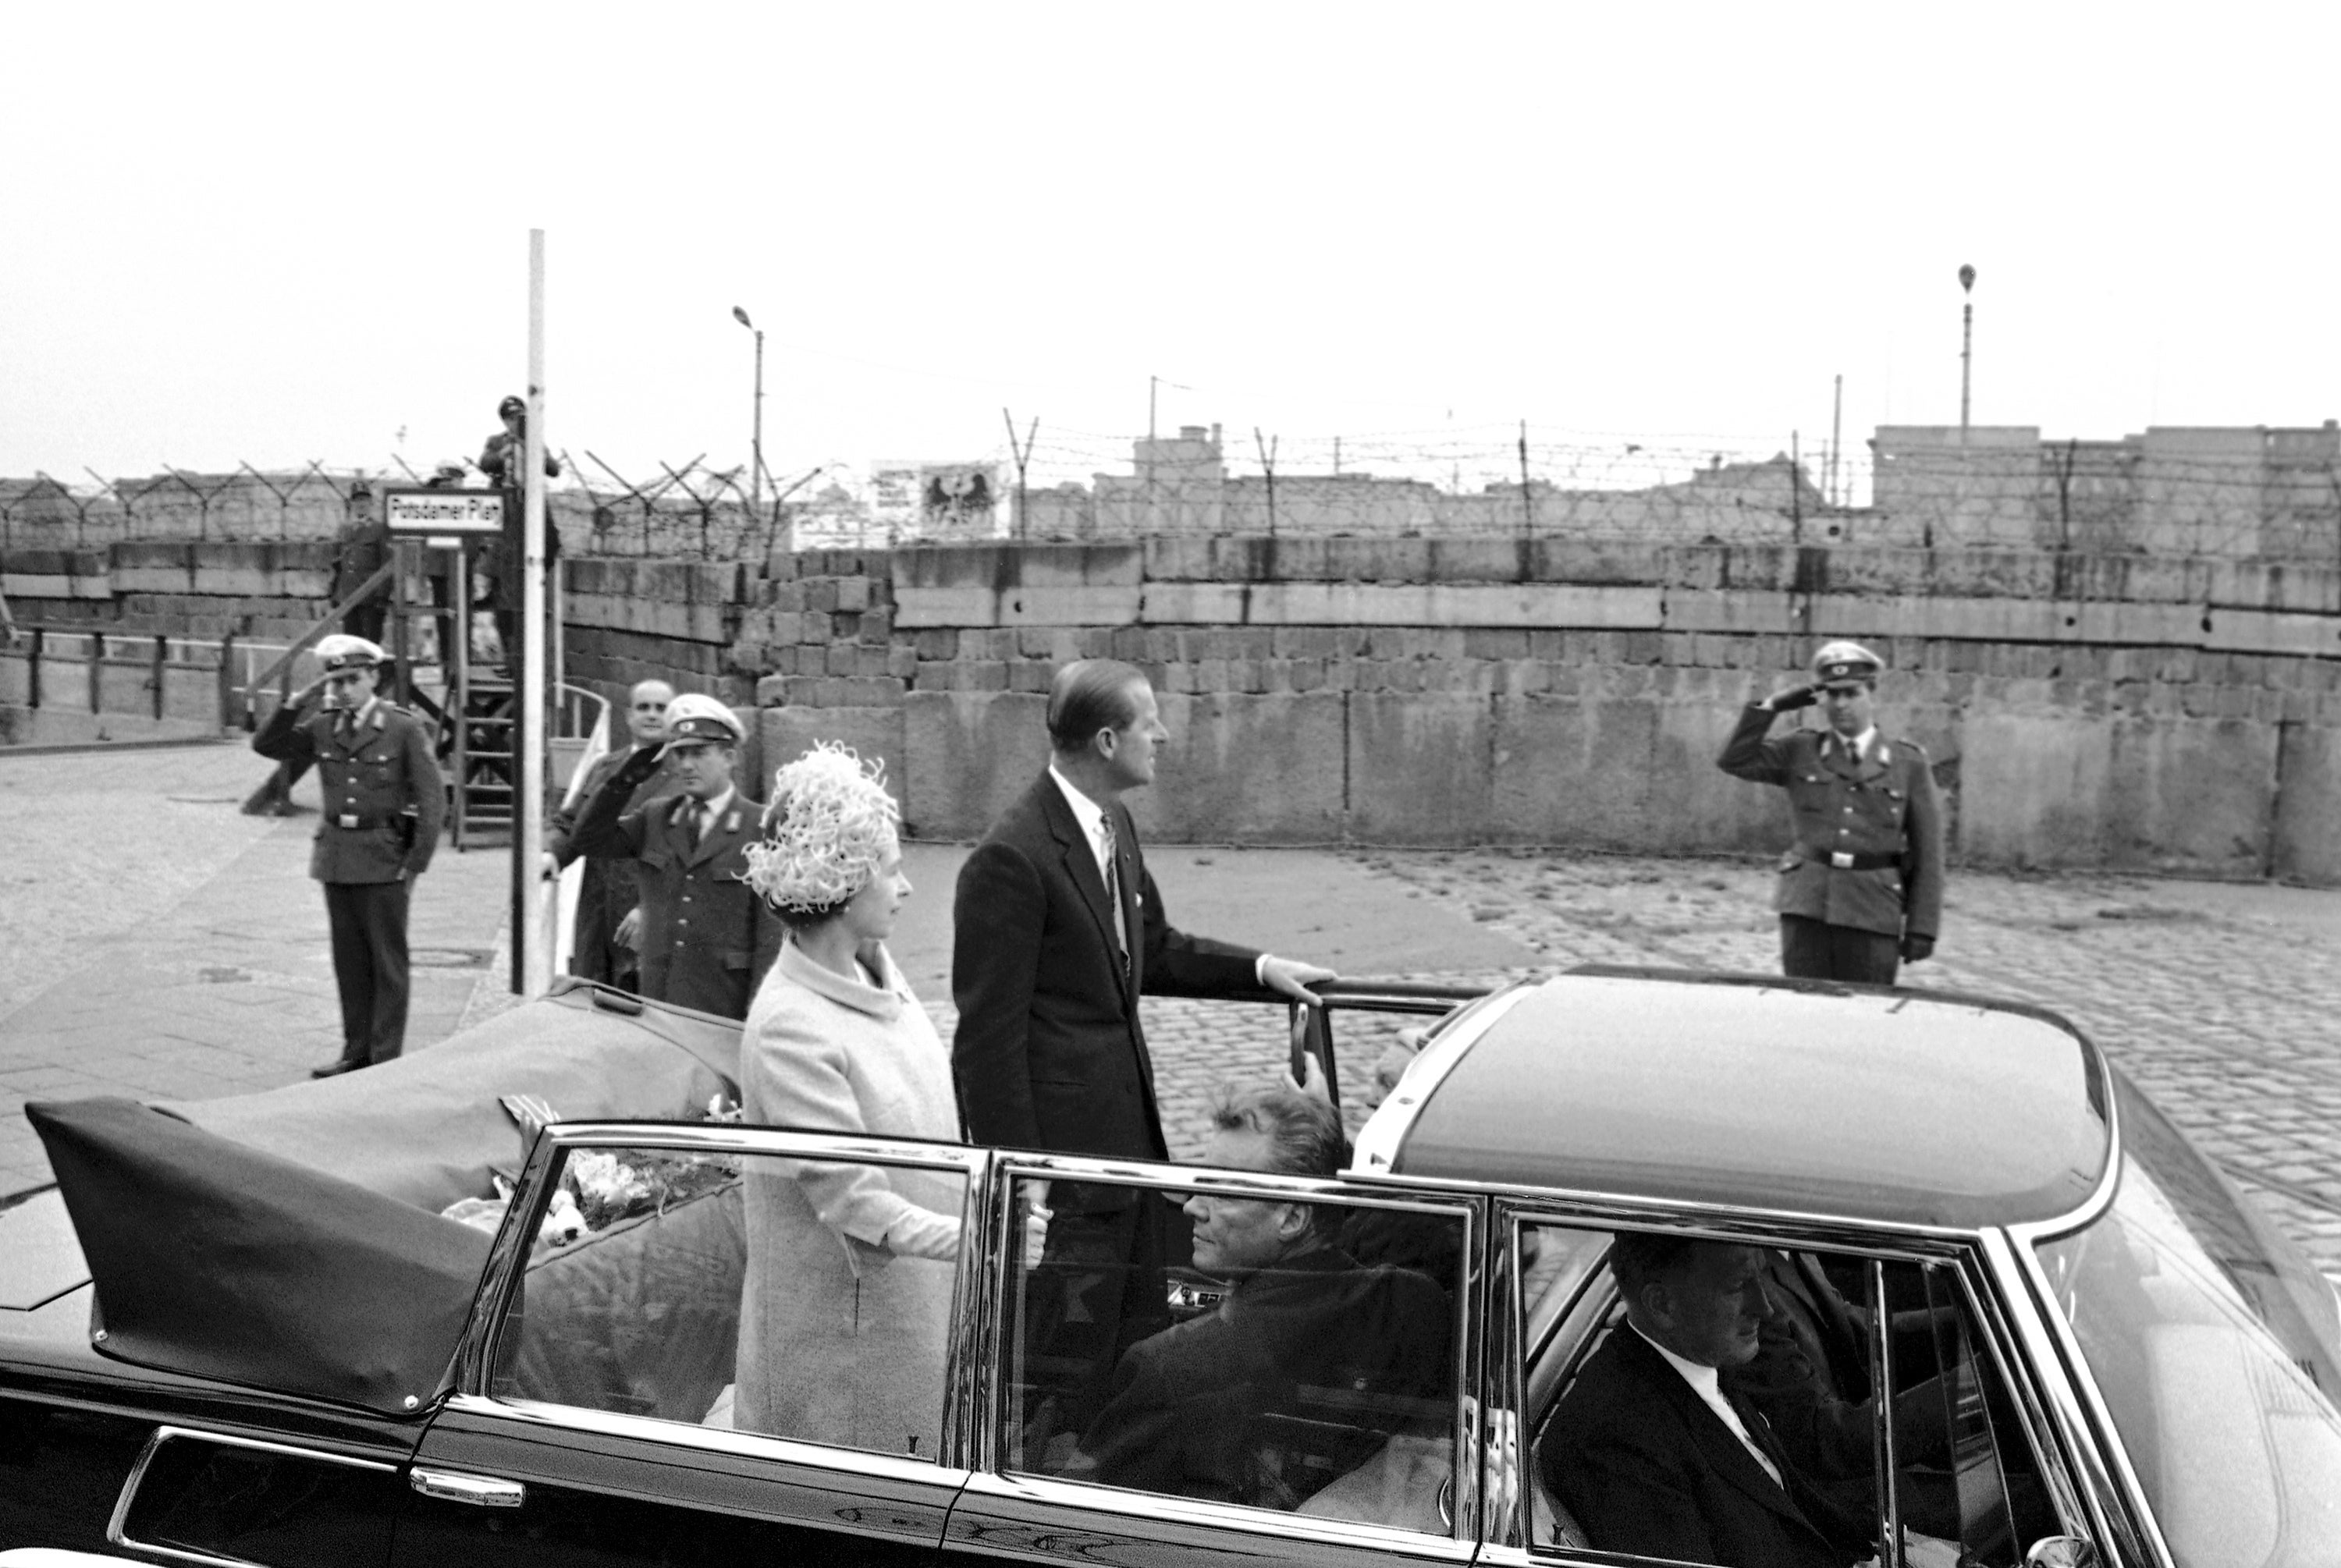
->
[544, 679, 675, 991]
[568, 692, 782, 1020]
[252, 633, 446, 1077]
[477, 393, 562, 677]
[1718, 640, 1945, 985]
[951, 658, 1337, 1435]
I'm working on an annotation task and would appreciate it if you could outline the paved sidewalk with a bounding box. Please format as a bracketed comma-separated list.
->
[0, 743, 510, 1197]
[5, 742, 2340, 1275]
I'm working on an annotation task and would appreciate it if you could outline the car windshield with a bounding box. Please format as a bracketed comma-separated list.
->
[2034, 1074, 2341, 1564]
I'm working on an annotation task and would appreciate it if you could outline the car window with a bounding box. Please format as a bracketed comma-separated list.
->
[491, 1141, 968, 1462]
[1522, 1224, 2066, 1566]
[2036, 1077, 2341, 1566]
[996, 1169, 1467, 1532]
[1885, 1259, 2065, 1566]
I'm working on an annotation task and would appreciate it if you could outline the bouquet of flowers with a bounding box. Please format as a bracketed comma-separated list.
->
[441, 1092, 744, 1247]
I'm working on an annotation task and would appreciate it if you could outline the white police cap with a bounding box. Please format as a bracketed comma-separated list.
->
[315, 634, 388, 672]
[660, 693, 744, 749]
[1810, 640, 1884, 687]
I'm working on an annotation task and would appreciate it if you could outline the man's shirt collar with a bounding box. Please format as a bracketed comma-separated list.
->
[1629, 1323, 1784, 1488]
[693, 786, 737, 829]
[1049, 763, 1110, 843]
[1827, 725, 1877, 761]
[1631, 1321, 1724, 1400]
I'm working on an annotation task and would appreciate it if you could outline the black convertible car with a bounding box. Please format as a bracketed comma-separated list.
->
[2, 969, 2336, 1568]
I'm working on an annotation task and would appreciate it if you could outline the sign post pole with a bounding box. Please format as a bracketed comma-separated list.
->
[520, 229, 550, 999]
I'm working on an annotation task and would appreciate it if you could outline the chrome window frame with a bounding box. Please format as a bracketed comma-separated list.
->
[449, 1119, 993, 1470]
[971, 1145, 1489, 1549]
[1350, 982, 1533, 1173]
[107, 1424, 396, 1568]
[1485, 1197, 2110, 1567]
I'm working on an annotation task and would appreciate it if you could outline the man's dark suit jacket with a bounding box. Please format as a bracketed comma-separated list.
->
[952, 772, 1274, 1160]
[546, 743, 673, 987]
[1073, 1247, 1451, 1509]
[1541, 1324, 1868, 1568]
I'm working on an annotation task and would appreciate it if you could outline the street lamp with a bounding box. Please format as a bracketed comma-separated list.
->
[1958, 264, 1977, 445]
[732, 306, 764, 514]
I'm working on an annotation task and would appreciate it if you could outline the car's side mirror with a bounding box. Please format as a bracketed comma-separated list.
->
[2024, 1537, 2098, 1568]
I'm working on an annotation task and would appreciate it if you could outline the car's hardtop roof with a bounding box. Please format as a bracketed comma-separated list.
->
[1388, 967, 2111, 1231]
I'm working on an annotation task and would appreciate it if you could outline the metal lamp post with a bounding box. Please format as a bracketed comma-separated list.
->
[1958, 264, 1977, 444]
[732, 306, 764, 514]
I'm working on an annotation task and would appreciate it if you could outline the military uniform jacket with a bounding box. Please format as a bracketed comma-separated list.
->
[1718, 704, 1944, 941]
[568, 750, 783, 1021]
[254, 697, 446, 885]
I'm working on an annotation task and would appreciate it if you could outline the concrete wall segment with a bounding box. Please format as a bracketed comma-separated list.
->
[2272, 725, 2341, 885]
[900, 690, 1051, 839]
[1344, 692, 1492, 844]
[757, 706, 907, 818]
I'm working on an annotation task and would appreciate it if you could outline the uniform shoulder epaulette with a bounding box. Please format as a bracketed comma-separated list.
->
[1895, 736, 1930, 760]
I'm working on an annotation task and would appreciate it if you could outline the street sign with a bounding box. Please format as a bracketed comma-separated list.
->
[384, 488, 504, 547]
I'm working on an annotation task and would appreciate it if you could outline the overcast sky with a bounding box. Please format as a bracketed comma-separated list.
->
[5, 4, 2336, 495]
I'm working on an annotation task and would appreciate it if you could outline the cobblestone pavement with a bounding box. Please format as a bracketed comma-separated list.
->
[5, 743, 2340, 1275]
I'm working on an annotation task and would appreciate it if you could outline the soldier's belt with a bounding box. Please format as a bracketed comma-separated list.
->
[1798, 846, 1900, 871]
[332, 811, 407, 831]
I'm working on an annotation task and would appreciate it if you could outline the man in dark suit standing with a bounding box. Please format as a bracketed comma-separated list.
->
[568, 693, 782, 1020]
[952, 658, 1335, 1431]
[544, 679, 675, 991]
[1540, 1234, 1874, 1568]
[1718, 640, 1945, 984]
[252, 634, 446, 1078]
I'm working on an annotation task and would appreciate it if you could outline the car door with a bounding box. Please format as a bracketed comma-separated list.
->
[1493, 1204, 2113, 1568]
[388, 1122, 986, 1568]
[941, 1150, 1488, 1568]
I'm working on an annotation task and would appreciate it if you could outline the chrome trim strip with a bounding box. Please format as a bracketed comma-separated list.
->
[949, 1467, 1483, 1562]
[410, 1467, 524, 1507]
[441, 1392, 972, 1485]
[1351, 984, 1534, 1172]
[107, 1425, 396, 1568]
[1867, 1258, 1901, 1560]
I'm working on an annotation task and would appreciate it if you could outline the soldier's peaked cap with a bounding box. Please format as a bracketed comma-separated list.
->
[661, 694, 742, 747]
[1810, 640, 1883, 686]
[315, 634, 388, 672]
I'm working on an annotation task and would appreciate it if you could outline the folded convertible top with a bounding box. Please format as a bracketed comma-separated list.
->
[27, 1095, 491, 1414]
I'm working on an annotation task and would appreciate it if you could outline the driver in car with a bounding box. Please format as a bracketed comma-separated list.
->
[1540, 1234, 1877, 1568]
[1064, 1082, 1450, 1511]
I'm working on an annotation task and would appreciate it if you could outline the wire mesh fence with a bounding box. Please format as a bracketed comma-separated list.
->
[4, 424, 2338, 563]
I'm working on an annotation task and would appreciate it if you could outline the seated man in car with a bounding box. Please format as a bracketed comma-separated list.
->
[1067, 1083, 1451, 1511]
[1540, 1234, 1876, 1568]
[1727, 1250, 1957, 1538]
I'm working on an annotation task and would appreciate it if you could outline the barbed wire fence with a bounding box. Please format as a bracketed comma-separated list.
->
[4, 428, 2339, 566]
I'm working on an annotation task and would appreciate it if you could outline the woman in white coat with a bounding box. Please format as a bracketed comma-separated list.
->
[732, 743, 964, 1458]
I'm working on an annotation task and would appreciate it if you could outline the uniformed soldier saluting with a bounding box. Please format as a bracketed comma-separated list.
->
[252, 633, 447, 1076]
[1718, 640, 1945, 985]
[568, 692, 783, 1020]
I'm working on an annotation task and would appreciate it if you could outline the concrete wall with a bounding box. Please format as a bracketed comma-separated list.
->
[13, 534, 2341, 882]
[548, 536, 2341, 885]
